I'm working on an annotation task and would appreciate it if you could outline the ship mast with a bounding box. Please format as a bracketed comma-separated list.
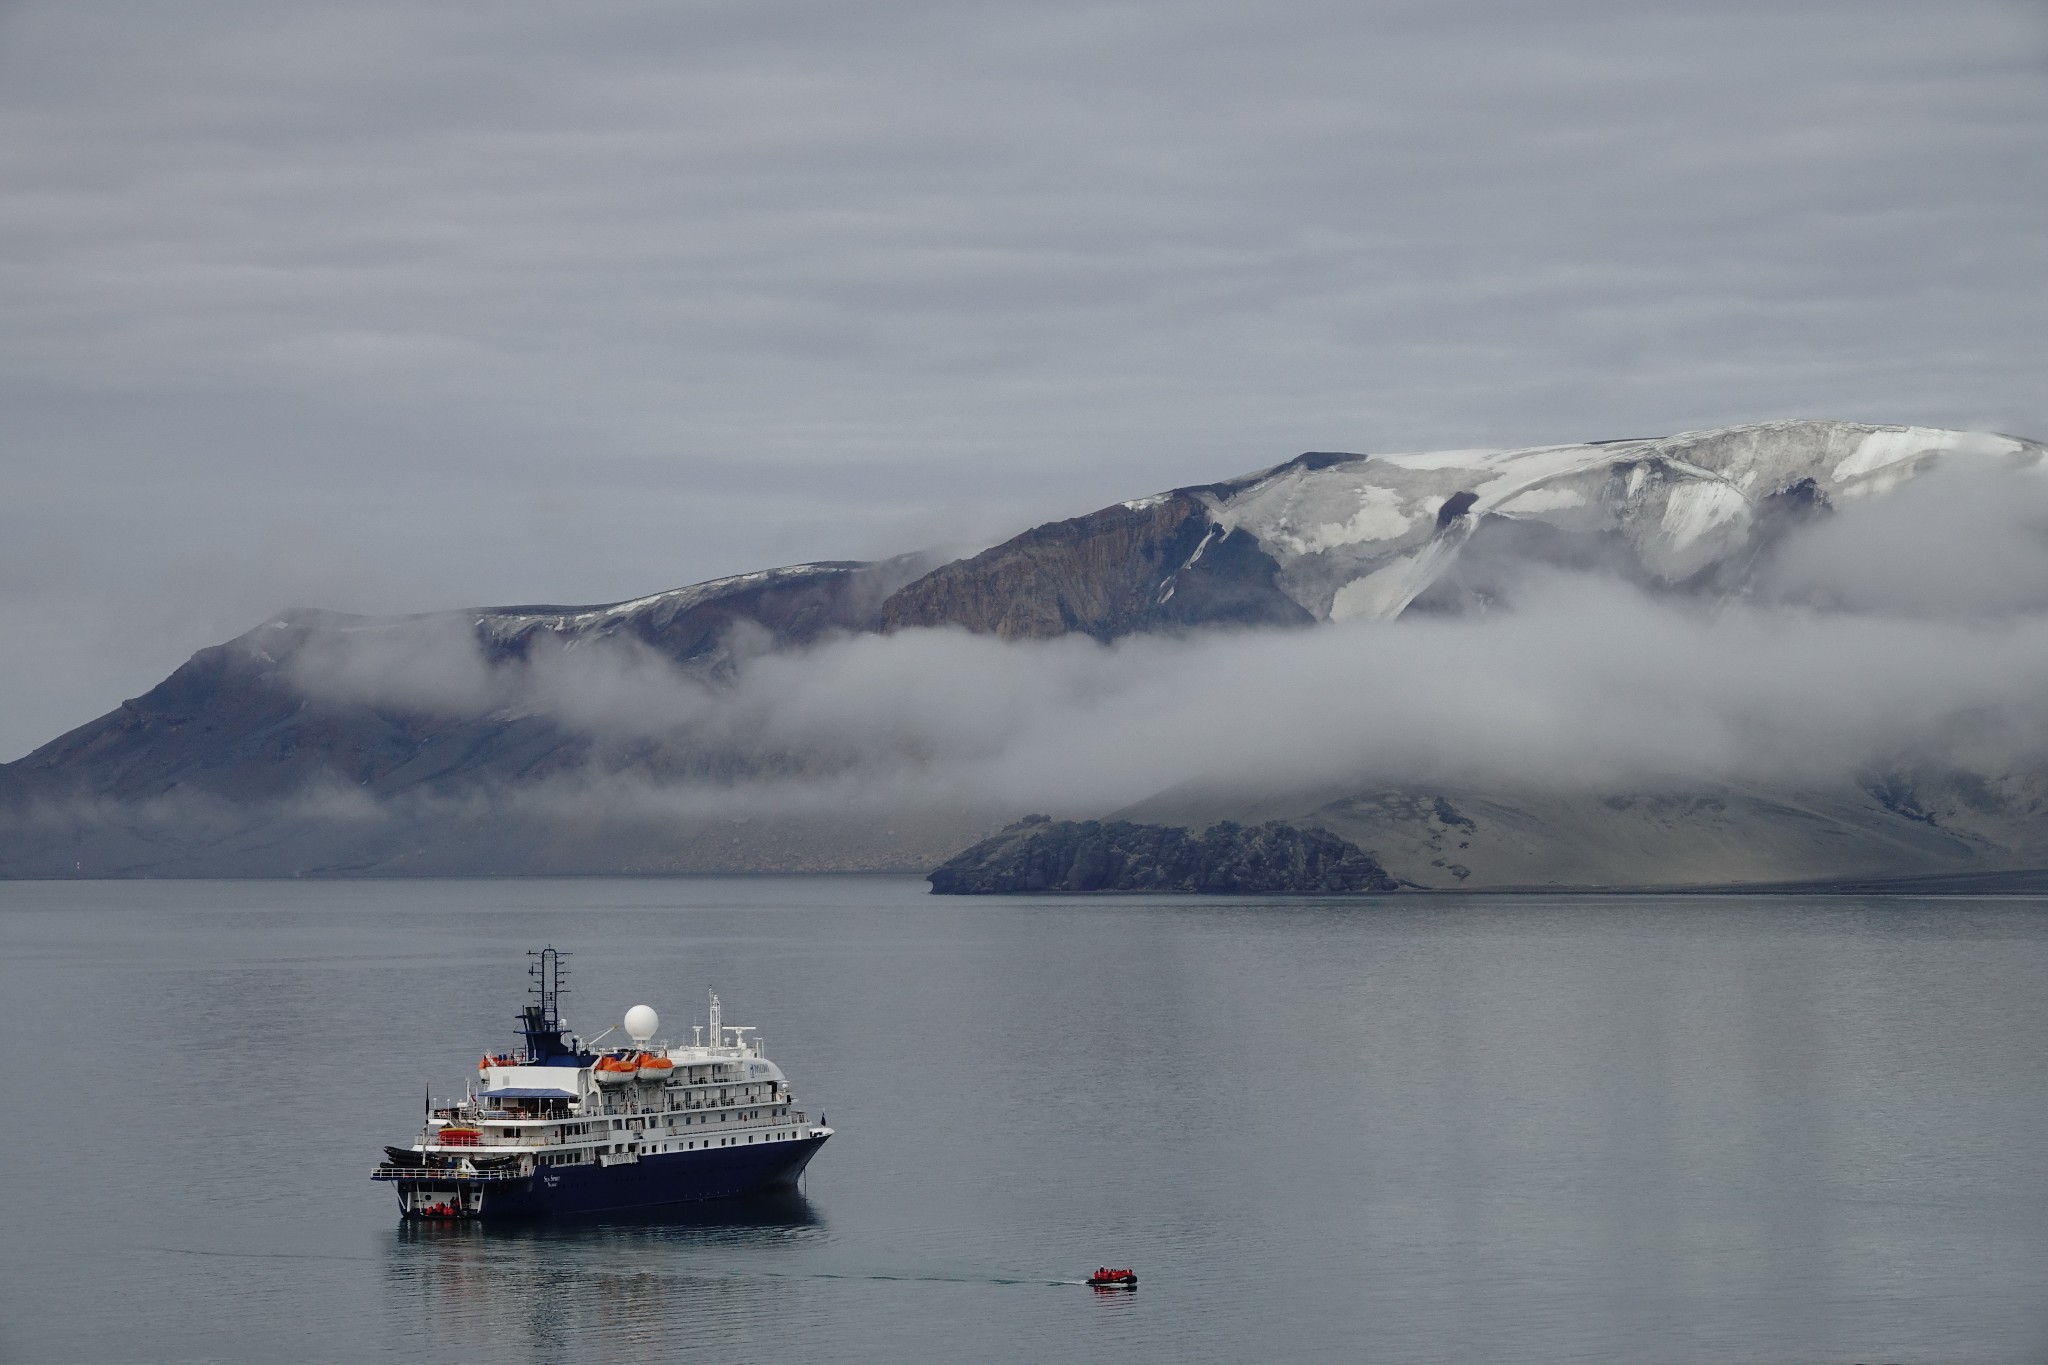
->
[520, 946, 573, 1062]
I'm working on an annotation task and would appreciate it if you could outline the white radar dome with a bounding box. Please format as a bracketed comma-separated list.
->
[623, 1004, 659, 1043]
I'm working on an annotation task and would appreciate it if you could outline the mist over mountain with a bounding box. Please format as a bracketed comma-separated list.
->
[6, 419, 2048, 886]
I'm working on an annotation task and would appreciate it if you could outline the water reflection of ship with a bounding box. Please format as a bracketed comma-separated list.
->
[398, 1188, 822, 1241]
[383, 1192, 824, 1358]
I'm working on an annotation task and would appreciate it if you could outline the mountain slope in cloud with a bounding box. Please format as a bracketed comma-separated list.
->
[4, 419, 2047, 884]
[885, 420, 2039, 632]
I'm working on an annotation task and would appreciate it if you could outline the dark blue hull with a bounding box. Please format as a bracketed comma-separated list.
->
[391, 1134, 829, 1220]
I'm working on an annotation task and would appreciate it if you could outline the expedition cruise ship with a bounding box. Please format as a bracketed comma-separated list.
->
[373, 948, 831, 1219]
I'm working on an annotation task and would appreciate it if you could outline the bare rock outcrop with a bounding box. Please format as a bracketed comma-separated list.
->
[927, 816, 1400, 894]
[877, 494, 1310, 640]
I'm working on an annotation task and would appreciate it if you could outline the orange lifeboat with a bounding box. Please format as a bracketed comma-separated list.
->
[592, 1055, 638, 1088]
[637, 1052, 676, 1084]
[438, 1127, 482, 1147]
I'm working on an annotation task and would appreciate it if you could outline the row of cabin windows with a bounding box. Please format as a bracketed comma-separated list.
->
[648, 1131, 800, 1152]
[497, 1105, 788, 1143]
[526, 1129, 804, 1163]
[510, 1110, 790, 1145]
[502, 1107, 792, 1149]
[620, 1105, 784, 1132]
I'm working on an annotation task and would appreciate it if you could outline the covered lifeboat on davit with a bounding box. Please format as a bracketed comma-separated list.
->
[592, 1054, 638, 1087]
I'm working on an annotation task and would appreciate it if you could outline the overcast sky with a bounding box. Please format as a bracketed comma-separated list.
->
[3, 0, 2047, 759]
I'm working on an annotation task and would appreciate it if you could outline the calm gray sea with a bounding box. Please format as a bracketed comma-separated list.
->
[2, 877, 2046, 1364]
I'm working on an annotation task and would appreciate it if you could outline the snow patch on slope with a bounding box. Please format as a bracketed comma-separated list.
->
[479, 563, 851, 641]
[1495, 486, 1586, 515]
[1189, 421, 2048, 624]
[1832, 427, 2025, 483]
[1206, 467, 1422, 554]
[1659, 480, 1751, 551]
[1272, 484, 1415, 554]
[1330, 536, 1471, 621]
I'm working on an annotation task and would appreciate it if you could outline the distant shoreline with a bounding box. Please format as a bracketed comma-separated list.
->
[7, 867, 2048, 894]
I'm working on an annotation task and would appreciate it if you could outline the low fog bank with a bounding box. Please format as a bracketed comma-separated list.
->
[279, 586, 2048, 818]
[280, 461, 2048, 818]
[12, 459, 2048, 881]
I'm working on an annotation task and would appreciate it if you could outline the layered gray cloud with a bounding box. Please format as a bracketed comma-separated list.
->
[267, 462, 2048, 819]
[4, 0, 2047, 758]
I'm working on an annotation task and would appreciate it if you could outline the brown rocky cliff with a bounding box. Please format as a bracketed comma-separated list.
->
[878, 493, 1311, 639]
[927, 816, 1401, 894]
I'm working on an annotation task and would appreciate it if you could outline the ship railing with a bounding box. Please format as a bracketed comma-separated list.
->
[592, 1097, 775, 1118]
[371, 1162, 531, 1183]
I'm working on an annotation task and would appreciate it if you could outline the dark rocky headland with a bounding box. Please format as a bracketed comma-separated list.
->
[927, 816, 1400, 895]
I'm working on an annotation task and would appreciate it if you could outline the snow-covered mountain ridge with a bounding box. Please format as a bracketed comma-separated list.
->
[874, 421, 2045, 643]
[5, 418, 2046, 883]
[258, 420, 2048, 658]
[1181, 421, 2042, 622]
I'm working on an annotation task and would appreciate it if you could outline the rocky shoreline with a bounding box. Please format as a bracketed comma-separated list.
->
[927, 816, 1399, 895]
